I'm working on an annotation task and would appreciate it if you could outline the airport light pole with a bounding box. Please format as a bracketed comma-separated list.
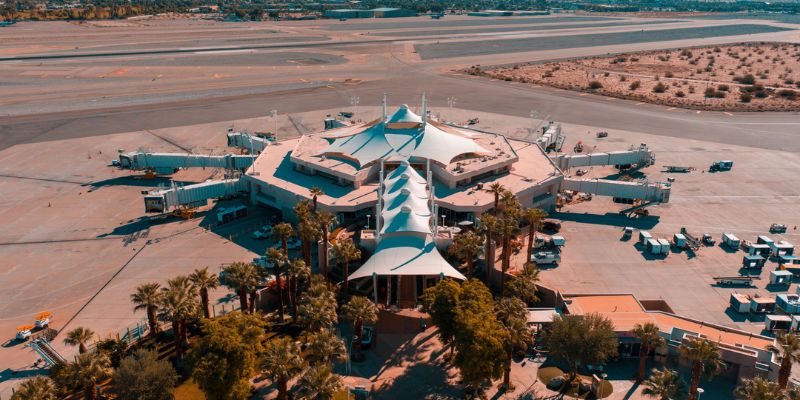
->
[366, 214, 371, 230]
[350, 96, 360, 117]
[270, 109, 278, 140]
[696, 388, 704, 400]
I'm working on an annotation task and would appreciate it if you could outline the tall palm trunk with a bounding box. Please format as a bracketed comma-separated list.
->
[343, 261, 349, 295]
[689, 361, 702, 400]
[302, 241, 312, 270]
[200, 288, 211, 319]
[637, 345, 648, 381]
[180, 317, 190, 346]
[503, 346, 513, 390]
[500, 234, 511, 297]
[290, 277, 298, 321]
[466, 257, 474, 279]
[779, 357, 792, 389]
[85, 381, 97, 400]
[275, 274, 285, 322]
[147, 305, 158, 338]
[484, 230, 494, 284]
[278, 378, 289, 400]
[79, 343, 87, 354]
[353, 319, 363, 360]
[526, 223, 535, 261]
[172, 319, 182, 361]
[321, 230, 329, 282]
[238, 285, 248, 312]
[249, 288, 257, 314]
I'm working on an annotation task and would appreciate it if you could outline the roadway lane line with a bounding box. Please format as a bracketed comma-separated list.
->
[724, 112, 733, 116]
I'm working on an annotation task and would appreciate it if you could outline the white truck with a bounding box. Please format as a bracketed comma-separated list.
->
[532, 251, 560, 266]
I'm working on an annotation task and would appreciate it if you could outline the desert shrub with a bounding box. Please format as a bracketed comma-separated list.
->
[620, 75, 627, 82]
[754, 90, 769, 99]
[736, 74, 756, 84]
[615, 56, 627, 63]
[630, 57, 639, 62]
[704, 87, 716, 98]
[680, 49, 693, 58]
[629, 81, 641, 90]
[652, 83, 668, 93]
[588, 81, 603, 90]
[718, 84, 730, 92]
[665, 71, 674, 78]
[714, 91, 726, 99]
[675, 91, 686, 98]
[740, 92, 752, 102]
[688, 86, 695, 94]
[713, 47, 721, 53]
[543, 71, 553, 78]
[504, 77, 512, 81]
[778, 90, 798, 100]
[603, 72, 610, 77]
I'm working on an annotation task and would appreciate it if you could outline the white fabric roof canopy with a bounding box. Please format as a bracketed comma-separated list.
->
[348, 235, 466, 280]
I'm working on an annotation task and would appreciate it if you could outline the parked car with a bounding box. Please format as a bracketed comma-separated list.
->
[596, 131, 608, 138]
[770, 223, 787, 234]
[272, 237, 302, 251]
[252, 225, 273, 240]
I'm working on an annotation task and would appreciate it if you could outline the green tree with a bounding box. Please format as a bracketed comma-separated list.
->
[497, 195, 521, 297]
[222, 262, 259, 314]
[95, 337, 128, 368]
[452, 280, 508, 390]
[297, 217, 320, 271]
[298, 275, 338, 333]
[63, 327, 95, 354]
[421, 279, 461, 354]
[315, 211, 336, 283]
[542, 313, 618, 382]
[64, 352, 111, 400]
[505, 263, 540, 305]
[114, 349, 177, 400]
[296, 365, 342, 400]
[285, 258, 310, 322]
[679, 336, 725, 400]
[266, 248, 289, 322]
[263, 337, 305, 400]
[189, 267, 219, 319]
[734, 376, 783, 400]
[304, 328, 347, 366]
[131, 282, 163, 338]
[495, 297, 530, 391]
[271, 222, 295, 256]
[642, 368, 688, 400]
[309, 187, 324, 211]
[159, 277, 199, 362]
[632, 322, 665, 382]
[187, 312, 266, 400]
[485, 182, 505, 212]
[766, 332, 800, 389]
[9, 376, 57, 400]
[521, 208, 547, 261]
[342, 296, 378, 361]
[331, 238, 361, 295]
[448, 231, 483, 279]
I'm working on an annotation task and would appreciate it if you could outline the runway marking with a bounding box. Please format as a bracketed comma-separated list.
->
[579, 93, 589, 96]
[300, 78, 308, 83]
[696, 110, 702, 114]
[666, 107, 676, 111]
[604, 97, 614, 101]
[635, 102, 645, 106]
[326, 85, 335, 89]
[724, 112, 733, 116]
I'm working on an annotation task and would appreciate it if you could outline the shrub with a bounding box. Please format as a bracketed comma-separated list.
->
[675, 91, 686, 98]
[778, 89, 798, 100]
[688, 86, 695, 94]
[740, 92, 752, 103]
[714, 91, 726, 99]
[588, 80, 603, 90]
[755, 90, 769, 99]
[629, 81, 641, 90]
[543, 71, 553, 78]
[704, 87, 716, 98]
[738, 74, 756, 84]
[620, 75, 627, 82]
[603, 72, 610, 77]
[652, 83, 668, 93]
[665, 71, 674, 78]
[717, 84, 730, 92]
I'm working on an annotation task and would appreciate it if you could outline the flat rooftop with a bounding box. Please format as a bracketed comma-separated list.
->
[565, 294, 772, 350]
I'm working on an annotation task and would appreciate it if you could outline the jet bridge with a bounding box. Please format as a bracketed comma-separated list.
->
[553, 143, 654, 171]
[118, 152, 256, 174]
[562, 178, 671, 203]
[226, 131, 272, 153]
[144, 178, 248, 213]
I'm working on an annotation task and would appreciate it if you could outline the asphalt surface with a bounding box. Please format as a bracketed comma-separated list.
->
[369, 19, 682, 37]
[320, 15, 618, 30]
[416, 24, 795, 59]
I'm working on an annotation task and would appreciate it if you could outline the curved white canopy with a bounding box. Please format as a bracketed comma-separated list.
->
[380, 205, 432, 235]
[348, 235, 466, 280]
[321, 106, 489, 168]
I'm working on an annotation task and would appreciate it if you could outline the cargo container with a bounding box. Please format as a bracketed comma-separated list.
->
[722, 233, 740, 249]
[742, 254, 766, 269]
[639, 231, 652, 245]
[772, 241, 794, 257]
[750, 296, 776, 313]
[771, 270, 793, 285]
[657, 239, 671, 254]
[757, 235, 774, 246]
[730, 293, 751, 313]
[749, 244, 772, 257]
[673, 233, 687, 249]
[765, 315, 792, 332]
[646, 238, 661, 254]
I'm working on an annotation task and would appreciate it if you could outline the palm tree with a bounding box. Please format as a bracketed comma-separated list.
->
[266, 248, 289, 322]
[448, 231, 483, 279]
[10, 376, 57, 400]
[297, 216, 320, 269]
[189, 267, 219, 319]
[304, 328, 347, 366]
[158, 280, 198, 362]
[497, 198, 521, 297]
[298, 276, 338, 333]
[263, 337, 305, 400]
[480, 213, 498, 285]
[296, 365, 342, 400]
[316, 211, 336, 283]
[309, 187, 324, 211]
[495, 297, 530, 391]
[285, 259, 310, 321]
[766, 332, 800, 389]
[131, 282, 162, 338]
[272, 222, 295, 255]
[64, 327, 95, 354]
[642, 368, 688, 400]
[521, 208, 547, 261]
[506, 263, 540, 305]
[342, 296, 378, 361]
[64, 352, 111, 400]
[222, 261, 257, 313]
[734, 376, 783, 400]
[679, 336, 725, 400]
[485, 182, 505, 212]
[632, 322, 665, 382]
[332, 238, 361, 295]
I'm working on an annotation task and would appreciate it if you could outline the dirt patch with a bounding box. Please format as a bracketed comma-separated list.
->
[478, 42, 800, 112]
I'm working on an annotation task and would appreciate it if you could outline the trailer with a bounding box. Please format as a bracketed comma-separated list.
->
[749, 244, 772, 258]
[770, 270, 793, 285]
[714, 276, 756, 287]
[709, 160, 733, 172]
[776, 293, 800, 314]
[757, 235, 775, 246]
[765, 315, 792, 332]
[722, 233, 740, 249]
[673, 233, 687, 249]
[750, 296, 776, 313]
[742, 254, 766, 269]
[772, 241, 794, 257]
[679, 227, 701, 251]
[217, 205, 248, 224]
[664, 166, 693, 173]
[730, 293, 751, 313]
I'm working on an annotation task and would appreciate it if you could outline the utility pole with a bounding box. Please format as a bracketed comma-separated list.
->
[270, 109, 278, 141]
